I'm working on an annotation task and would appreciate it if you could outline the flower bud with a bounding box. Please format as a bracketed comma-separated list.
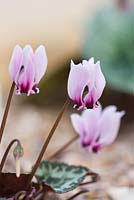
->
[13, 143, 24, 178]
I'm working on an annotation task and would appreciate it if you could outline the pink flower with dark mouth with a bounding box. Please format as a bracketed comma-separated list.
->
[67, 58, 106, 110]
[71, 105, 125, 153]
[9, 45, 47, 96]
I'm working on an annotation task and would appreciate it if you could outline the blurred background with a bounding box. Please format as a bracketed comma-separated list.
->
[0, 0, 134, 199]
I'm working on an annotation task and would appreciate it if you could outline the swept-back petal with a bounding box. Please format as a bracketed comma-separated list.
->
[84, 87, 97, 108]
[82, 108, 100, 143]
[67, 60, 91, 108]
[9, 45, 23, 83]
[84, 61, 105, 108]
[88, 57, 94, 64]
[17, 45, 35, 95]
[71, 114, 84, 137]
[23, 45, 34, 58]
[34, 45, 48, 83]
[82, 59, 95, 94]
[99, 106, 125, 145]
[94, 61, 106, 99]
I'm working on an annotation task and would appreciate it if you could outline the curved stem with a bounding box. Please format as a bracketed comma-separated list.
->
[47, 135, 78, 160]
[67, 189, 89, 200]
[26, 98, 70, 187]
[75, 172, 99, 189]
[79, 178, 99, 186]
[0, 82, 15, 144]
[79, 172, 100, 186]
[0, 139, 20, 173]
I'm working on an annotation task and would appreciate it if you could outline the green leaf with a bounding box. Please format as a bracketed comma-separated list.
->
[35, 160, 94, 193]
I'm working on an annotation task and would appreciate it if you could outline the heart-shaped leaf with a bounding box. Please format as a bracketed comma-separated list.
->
[35, 160, 97, 193]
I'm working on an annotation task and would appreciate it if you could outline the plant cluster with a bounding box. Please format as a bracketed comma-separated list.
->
[0, 45, 124, 199]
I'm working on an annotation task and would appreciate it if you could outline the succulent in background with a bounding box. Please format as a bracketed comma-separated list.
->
[82, 0, 134, 94]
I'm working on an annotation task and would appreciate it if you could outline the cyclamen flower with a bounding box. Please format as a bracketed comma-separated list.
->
[67, 58, 106, 110]
[9, 45, 47, 96]
[71, 105, 125, 153]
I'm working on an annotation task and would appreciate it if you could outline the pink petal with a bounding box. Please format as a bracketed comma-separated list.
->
[94, 61, 106, 99]
[67, 60, 91, 109]
[82, 108, 100, 144]
[17, 45, 35, 95]
[88, 57, 95, 64]
[82, 59, 95, 94]
[71, 114, 84, 137]
[34, 45, 48, 83]
[9, 45, 23, 83]
[84, 87, 97, 108]
[84, 61, 106, 107]
[99, 106, 125, 145]
[23, 45, 33, 59]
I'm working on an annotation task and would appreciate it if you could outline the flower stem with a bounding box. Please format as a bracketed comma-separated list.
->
[47, 135, 78, 160]
[79, 172, 99, 186]
[0, 82, 15, 144]
[26, 98, 70, 187]
[66, 189, 89, 200]
[0, 139, 20, 173]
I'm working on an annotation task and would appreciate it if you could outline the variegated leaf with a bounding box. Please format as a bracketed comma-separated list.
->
[35, 160, 94, 193]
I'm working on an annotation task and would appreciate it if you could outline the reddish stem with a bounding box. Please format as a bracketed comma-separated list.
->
[0, 139, 20, 173]
[0, 82, 15, 144]
[67, 189, 89, 200]
[79, 172, 100, 186]
[47, 135, 78, 160]
[26, 98, 70, 187]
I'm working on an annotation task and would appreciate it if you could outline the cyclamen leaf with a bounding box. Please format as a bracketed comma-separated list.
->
[35, 160, 95, 193]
